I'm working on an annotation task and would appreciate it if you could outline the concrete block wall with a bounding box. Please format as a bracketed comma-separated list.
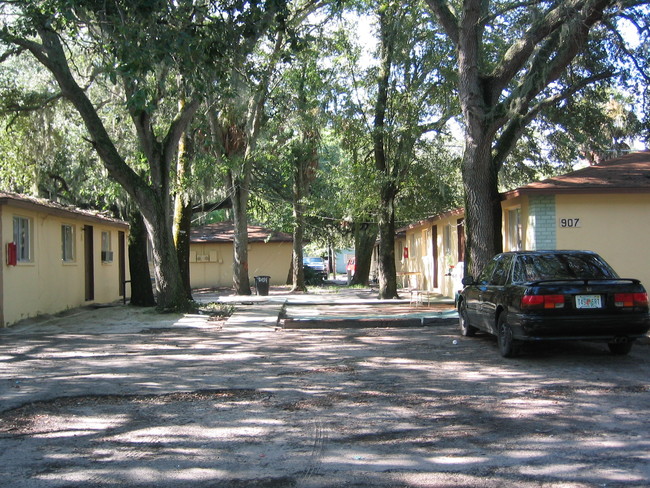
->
[529, 195, 556, 250]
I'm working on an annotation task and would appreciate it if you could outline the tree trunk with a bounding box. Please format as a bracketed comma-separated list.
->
[172, 129, 193, 299]
[462, 139, 503, 278]
[127, 209, 156, 307]
[374, 10, 399, 299]
[377, 183, 399, 298]
[351, 222, 378, 286]
[455, 0, 502, 278]
[291, 198, 307, 292]
[22, 26, 195, 312]
[141, 202, 188, 311]
[173, 195, 193, 299]
[229, 173, 252, 295]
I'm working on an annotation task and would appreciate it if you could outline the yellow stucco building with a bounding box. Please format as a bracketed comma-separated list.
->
[190, 222, 293, 289]
[1, 192, 129, 327]
[398, 150, 650, 298]
[396, 209, 465, 299]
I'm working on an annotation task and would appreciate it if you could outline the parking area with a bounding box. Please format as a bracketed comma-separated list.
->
[1, 300, 650, 487]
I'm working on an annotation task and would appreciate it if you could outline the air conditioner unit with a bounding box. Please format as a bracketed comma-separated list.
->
[101, 250, 114, 262]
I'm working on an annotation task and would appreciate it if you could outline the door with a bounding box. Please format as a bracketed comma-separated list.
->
[118, 231, 126, 297]
[478, 254, 513, 333]
[465, 256, 500, 329]
[457, 218, 465, 262]
[431, 225, 438, 288]
[84, 225, 94, 301]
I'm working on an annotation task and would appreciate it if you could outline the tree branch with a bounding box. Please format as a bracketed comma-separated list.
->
[493, 70, 614, 169]
[0, 92, 63, 116]
[162, 96, 201, 179]
[490, 0, 613, 98]
[423, 0, 459, 45]
[9, 24, 146, 201]
[602, 18, 650, 82]
[494, 0, 611, 131]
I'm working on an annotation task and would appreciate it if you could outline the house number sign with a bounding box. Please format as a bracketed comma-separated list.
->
[559, 218, 581, 228]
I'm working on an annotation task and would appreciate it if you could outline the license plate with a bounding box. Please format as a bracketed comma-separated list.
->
[575, 295, 602, 309]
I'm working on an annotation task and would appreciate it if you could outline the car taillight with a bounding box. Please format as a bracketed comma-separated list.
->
[521, 294, 565, 310]
[614, 293, 649, 308]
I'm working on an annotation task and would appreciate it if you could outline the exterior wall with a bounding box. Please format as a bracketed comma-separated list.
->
[401, 214, 464, 298]
[1, 204, 127, 326]
[528, 195, 557, 250]
[554, 193, 650, 287]
[335, 249, 355, 274]
[93, 226, 125, 301]
[503, 194, 559, 251]
[189, 242, 233, 289]
[190, 241, 291, 288]
[502, 196, 529, 251]
[398, 191, 650, 297]
[394, 236, 406, 275]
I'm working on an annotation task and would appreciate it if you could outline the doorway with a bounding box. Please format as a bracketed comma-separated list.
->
[84, 225, 94, 301]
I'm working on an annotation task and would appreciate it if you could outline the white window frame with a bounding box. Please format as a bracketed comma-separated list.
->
[423, 228, 430, 257]
[101, 231, 113, 263]
[61, 224, 75, 262]
[13, 215, 32, 263]
[443, 223, 452, 257]
[508, 208, 522, 251]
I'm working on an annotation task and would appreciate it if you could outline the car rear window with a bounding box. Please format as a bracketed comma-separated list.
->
[514, 253, 618, 282]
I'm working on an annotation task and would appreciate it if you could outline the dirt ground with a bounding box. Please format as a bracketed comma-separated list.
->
[1, 301, 650, 488]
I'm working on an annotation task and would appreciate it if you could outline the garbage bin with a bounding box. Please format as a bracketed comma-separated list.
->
[254, 275, 271, 296]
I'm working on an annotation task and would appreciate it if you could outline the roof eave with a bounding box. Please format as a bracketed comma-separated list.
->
[0, 195, 129, 229]
[503, 186, 650, 200]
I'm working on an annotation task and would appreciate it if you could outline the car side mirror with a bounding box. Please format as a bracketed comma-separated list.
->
[462, 276, 475, 286]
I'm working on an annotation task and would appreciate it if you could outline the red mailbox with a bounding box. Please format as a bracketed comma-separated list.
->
[6, 242, 17, 266]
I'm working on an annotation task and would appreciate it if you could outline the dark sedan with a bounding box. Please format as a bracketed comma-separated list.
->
[457, 250, 650, 357]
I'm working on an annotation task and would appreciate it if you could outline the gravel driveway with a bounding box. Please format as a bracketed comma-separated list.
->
[1, 305, 650, 487]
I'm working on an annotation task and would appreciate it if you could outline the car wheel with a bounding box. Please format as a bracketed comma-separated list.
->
[458, 301, 477, 337]
[497, 314, 520, 358]
[608, 341, 634, 355]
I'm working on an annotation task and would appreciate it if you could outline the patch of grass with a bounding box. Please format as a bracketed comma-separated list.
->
[197, 302, 235, 317]
[307, 285, 341, 293]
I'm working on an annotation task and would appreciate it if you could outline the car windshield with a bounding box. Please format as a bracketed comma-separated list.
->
[513, 253, 618, 282]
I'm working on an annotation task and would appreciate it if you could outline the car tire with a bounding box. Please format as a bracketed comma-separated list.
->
[458, 301, 477, 337]
[608, 341, 634, 355]
[497, 314, 520, 358]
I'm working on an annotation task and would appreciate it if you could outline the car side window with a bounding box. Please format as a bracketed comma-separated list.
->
[491, 255, 512, 286]
[476, 258, 499, 285]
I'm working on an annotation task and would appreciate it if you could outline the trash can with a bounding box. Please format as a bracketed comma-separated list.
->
[254, 275, 271, 296]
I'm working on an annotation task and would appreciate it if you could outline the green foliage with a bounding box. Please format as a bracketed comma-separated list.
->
[196, 301, 235, 317]
[0, 0, 647, 266]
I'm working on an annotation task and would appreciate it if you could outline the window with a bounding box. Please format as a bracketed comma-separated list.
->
[13, 216, 32, 262]
[61, 224, 75, 262]
[518, 253, 617, 282]
[476, 258, 498, 285]
[423, 229, 430, 256]
[443, 224, 452, 256]
[508, 209, 522, 251]
[101, 231, 113, 263]
[491, 255, 513, 286]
